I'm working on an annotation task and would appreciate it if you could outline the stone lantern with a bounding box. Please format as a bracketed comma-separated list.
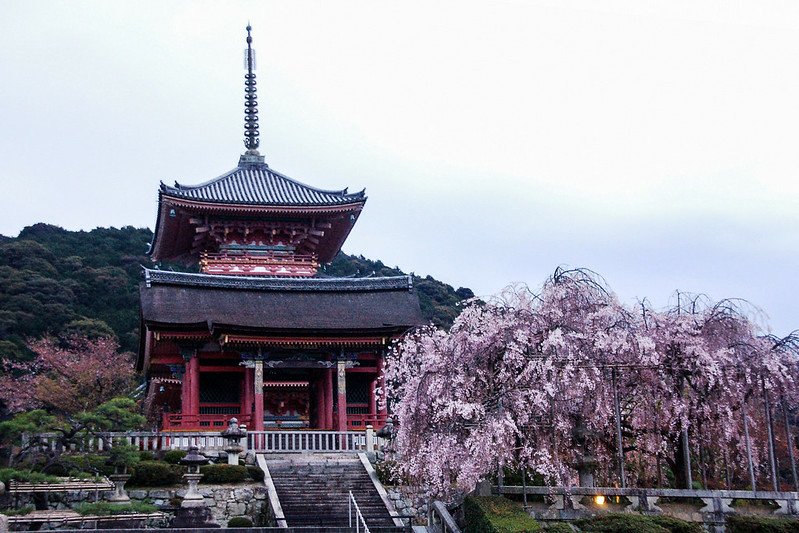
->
[172, 446, 219, 529]
[179, 446, 209, 507]
[220, 418, 247, 465]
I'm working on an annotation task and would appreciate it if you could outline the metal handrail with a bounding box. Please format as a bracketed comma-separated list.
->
[348, 490, 371, 533]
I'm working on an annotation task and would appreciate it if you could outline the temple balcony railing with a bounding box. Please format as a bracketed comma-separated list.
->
[347, 412, 388, 431]
[161, 411, 386, 432]
[162, 412, 253, 430]
[200, 250, 318, 276]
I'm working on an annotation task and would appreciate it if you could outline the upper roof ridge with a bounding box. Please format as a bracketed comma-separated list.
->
[143, 268, 412, 292]
[159, 164, 365, 206]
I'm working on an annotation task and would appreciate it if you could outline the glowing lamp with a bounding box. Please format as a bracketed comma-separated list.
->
[594, 495, 606, 506]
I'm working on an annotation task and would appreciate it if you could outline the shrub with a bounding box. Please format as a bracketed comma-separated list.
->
[127, 461, 183, 487]
[52, 454, 114, 477]
[727, 515, 799, 533]
[0, 468, 62, 484]
[228, 516, 254, 527]
[650, 515, 704, 533]
[163, 449, 187, 464]
[107, 443, 141, 471]
[75, 501, 157, 516]
[199, 464, 249, 484]
[375, 460, 402, 486]
[0, 506, 34, 516]
[464, 495, 541, 533]
[576, 513, 700, 533]
[139, 451, 155, 461]
[247, 465, 265, 482]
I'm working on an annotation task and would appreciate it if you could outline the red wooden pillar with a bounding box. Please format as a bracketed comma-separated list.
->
[324, 368, 333, 430]
[180, 360, 191, 417]
[253, 360, 264, 431]
[189, 355, 200, 417]
[181, 352, 200, 418]
[336, 360, 347, 432]
[243, 366, 253, 426]
[314, 375, 324, 429]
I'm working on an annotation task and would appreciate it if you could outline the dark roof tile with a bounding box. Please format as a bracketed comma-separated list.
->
[144, 269, 413, 292]
[160, 164, 365, 207]
[140, 272, 424, 332]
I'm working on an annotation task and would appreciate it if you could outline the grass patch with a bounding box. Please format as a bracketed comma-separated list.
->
[74, 501, 158, 516]
[543, 523, 574, 532]
[465, 495, 541, 532]
[726, 515, 799, 533]
[575, 513, 701, 533]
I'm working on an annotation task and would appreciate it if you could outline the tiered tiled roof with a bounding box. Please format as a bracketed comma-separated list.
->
[139, 269, 424, 333]
[160, 163, 366, 207]
[144, 269, 413, 292]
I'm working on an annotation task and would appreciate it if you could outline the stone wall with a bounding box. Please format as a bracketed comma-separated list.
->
[385, 485, 429, 525]
[5, 484, 269, 527]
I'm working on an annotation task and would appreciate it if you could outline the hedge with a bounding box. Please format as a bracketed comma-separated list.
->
[163, 450, 187, 464]
[75, 501, 157, 516]
[464, 496, 541, 533]
[199, 464, 249, 484]
[228, 516, 254, 527]
[727, 515, 799, 533]
[127, 461, 183, 487]
[575, 514, 701, 533]
[247, 465, 265, 482]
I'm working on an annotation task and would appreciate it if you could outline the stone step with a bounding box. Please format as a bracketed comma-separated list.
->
[266, 454, 397, 528]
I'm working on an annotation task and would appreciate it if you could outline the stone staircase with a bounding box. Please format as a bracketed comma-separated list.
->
[265, 453, 403, 530]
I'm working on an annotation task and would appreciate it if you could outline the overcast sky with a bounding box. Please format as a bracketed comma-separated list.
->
[1, 1, 797, 335]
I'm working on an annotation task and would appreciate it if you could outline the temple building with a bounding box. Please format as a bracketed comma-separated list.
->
[137, 26, 423, 432]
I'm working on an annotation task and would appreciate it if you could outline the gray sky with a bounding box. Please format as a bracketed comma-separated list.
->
[1, 1, 797, 335]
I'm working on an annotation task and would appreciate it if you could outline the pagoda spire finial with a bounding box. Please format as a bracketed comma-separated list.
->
[243, 23, 260, 155]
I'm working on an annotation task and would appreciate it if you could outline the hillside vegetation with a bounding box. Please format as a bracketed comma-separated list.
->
[0, 223, 472, 359]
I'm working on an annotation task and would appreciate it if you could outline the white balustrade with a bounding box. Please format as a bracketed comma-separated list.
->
[28, 430, 385, 454]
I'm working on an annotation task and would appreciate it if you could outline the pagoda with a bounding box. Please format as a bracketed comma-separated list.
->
[138, 26, 423, 432]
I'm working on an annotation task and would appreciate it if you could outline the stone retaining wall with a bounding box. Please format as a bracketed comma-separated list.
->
[4, 484, 269, 527]
[385, 486, 428, 525]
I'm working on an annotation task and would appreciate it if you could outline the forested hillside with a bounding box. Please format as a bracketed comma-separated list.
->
[0, 223, 472, 360]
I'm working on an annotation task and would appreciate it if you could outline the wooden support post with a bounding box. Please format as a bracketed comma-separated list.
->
[763, 378, 779, 492]
[243, 367, 253, 423]
[181, 351, 200, 418]
[337, 360, 347, 432]
[743, 399, 757, 491]
[325, 367, 334, 430]
[254, 360, 264, 432]
[180, 356, 191, 416]
[612, 368, 626, 488]
[315, 375, 324, 429]
[782, 398, 799, 493]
